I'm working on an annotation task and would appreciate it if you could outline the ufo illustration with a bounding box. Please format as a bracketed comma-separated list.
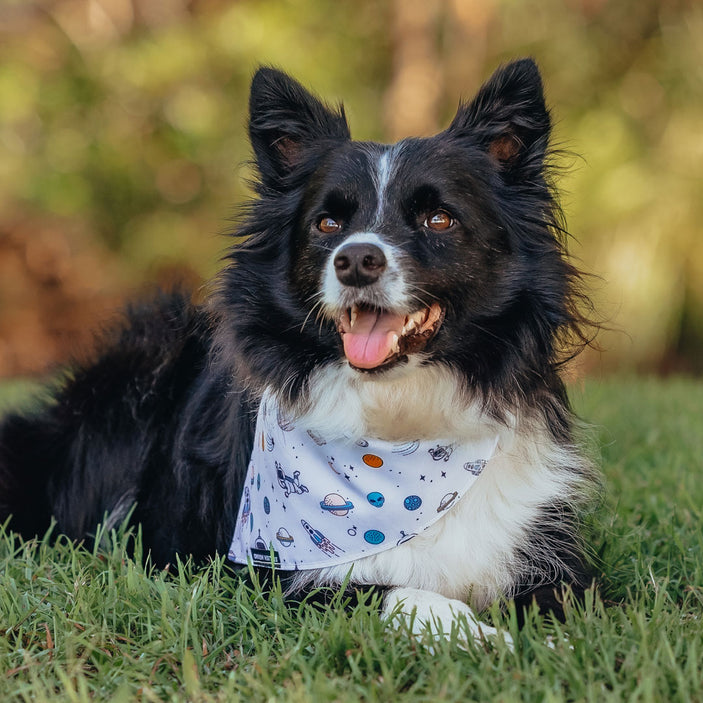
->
[276, 527, 294, 546]
[436, 491, 459, 512]
[320, 493, 354, 516]
[397, 531, 417, 545]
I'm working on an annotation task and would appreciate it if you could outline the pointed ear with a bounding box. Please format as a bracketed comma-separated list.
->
[248, 68, 351, 189]
[447, 59, 551, 177]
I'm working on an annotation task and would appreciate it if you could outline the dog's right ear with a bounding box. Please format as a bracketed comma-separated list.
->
[248, 68, 350, 189]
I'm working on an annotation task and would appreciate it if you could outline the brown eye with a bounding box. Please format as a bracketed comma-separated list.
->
[424, 210, 453, 231]
[318, 216, 341, 234]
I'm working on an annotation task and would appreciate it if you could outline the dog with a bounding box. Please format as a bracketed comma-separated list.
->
[0, 59, 597, 645]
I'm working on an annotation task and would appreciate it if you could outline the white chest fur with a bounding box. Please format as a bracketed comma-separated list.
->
[282, 361, 586, 610]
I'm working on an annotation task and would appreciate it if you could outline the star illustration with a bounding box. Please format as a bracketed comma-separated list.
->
[420, 475, 426, 481]
[441, 471, 447, 478]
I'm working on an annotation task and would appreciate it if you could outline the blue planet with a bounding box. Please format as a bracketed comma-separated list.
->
[404, 495, 422, 511]
[364, 529, 385, 545]
[263, 496, 270, 514]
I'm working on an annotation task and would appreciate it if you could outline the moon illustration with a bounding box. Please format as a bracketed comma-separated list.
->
[307, 430, 327, 446]
[320, 493, 354, 516]
[436, 491, 459, 512]
[362, 454, 384, 469]
[277, 407, 295, 431]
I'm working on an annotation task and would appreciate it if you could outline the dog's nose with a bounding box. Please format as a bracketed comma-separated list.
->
[333, 243, 387, 287]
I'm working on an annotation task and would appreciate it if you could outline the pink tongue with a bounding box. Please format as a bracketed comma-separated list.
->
[343, 309, 406, 369]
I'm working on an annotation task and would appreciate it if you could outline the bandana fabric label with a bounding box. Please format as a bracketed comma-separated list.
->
[228, 392, 499, 571]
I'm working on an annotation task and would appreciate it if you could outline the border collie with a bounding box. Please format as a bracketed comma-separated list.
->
[0, 59, 597, 644]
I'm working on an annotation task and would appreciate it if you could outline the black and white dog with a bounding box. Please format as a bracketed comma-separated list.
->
[0, 59, 597, 643]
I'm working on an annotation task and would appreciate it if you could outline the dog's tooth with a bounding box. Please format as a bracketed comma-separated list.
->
[390, 333, 400, 353]
[402, 317, 417, 336]
[420, 302, 443, 331]
[410, 310, 424, 326]
[350, 305, 359, 327]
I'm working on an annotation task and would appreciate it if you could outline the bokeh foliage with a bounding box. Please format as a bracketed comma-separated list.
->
[0, 0, 701, 375]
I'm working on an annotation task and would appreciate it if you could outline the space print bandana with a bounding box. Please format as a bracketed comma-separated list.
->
[228, 391, 499, 571]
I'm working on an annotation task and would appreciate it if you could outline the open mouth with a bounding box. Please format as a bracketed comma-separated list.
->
[337, 302, 445, 371]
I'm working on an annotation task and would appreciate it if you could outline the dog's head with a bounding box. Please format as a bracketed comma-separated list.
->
[218, 60, 588, 407]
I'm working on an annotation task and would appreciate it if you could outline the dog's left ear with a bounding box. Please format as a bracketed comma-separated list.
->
[448, 59, 551, 177]
[249, 68, 351, 190]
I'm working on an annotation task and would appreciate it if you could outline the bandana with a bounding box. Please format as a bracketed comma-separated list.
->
[228, 391, 499, 570]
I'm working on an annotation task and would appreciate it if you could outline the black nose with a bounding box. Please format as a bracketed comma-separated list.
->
[333, 243, 387, 288]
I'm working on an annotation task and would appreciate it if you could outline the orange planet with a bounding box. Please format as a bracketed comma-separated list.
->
[362, 454, 384, 468]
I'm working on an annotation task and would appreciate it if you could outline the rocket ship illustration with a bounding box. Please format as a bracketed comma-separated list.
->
[300, 519, 344, 557]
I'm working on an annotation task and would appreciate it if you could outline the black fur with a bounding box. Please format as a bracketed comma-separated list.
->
[0, 60, 596, 620]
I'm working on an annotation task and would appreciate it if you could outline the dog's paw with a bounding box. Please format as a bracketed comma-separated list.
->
[382, 587, 513, 650]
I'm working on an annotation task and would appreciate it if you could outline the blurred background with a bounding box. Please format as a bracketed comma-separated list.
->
[0, 0, 701, 379]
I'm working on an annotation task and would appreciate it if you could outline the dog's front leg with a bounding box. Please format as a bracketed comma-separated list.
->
[383, 587, 513, 649]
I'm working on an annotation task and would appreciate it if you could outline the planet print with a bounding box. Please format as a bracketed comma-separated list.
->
[436, 491, 459, 512]
[320, 493, 354, 516]
[263, 496, 270, 514]
[403, 495, 422, 511]
[362, 453, 384, 468]
[364, 529, 385, 545]
[392, 441, 420, 456]
[276, 527, 294, 546]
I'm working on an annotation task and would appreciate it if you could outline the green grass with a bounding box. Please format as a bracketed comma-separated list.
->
[1, 377, 702, 702]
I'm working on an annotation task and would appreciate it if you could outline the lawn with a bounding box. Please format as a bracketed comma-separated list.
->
[0, 377, 701, 702]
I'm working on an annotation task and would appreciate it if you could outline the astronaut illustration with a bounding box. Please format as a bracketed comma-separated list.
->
[276, 461, 309, 498]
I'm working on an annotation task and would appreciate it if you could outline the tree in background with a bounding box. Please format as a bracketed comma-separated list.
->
[0, 0, 701, 376]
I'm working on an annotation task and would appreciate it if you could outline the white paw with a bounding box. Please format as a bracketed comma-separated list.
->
[383, 587, 513, 650]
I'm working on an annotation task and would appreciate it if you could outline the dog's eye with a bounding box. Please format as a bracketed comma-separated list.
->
[424, 210, 454, 231]
[317, 217, 341, 234]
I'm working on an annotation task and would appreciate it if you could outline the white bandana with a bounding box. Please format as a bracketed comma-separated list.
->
[228, 391, 499, 571]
